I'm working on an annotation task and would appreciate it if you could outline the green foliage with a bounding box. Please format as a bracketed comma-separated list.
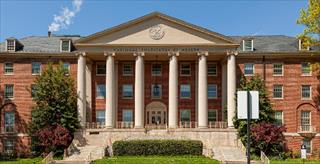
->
[233, 76, 276, 156]
[113, 140, 203, 156]
[297, 0, 320, 47]
[28, 62, 79, 153]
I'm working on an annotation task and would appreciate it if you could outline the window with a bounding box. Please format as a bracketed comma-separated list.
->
[4, 62, 13, 75]
[123, 109, 133, 122]
[96, 84, 106, 99]
[123, 63, 133, 76]
[6, 40, 15, 51]
[244, 63, 254, 75]
[301, 85, 311, 99]
[208, 63, 217, 76]
[61, 40, 71, 52]
[151, 84, 162, 98]
[32, 62, 41, 75]
[63, 62, 70, 74]
[243, 39, 253, 51]
[96, 63, 106, 75]
[208, 110, 217, 122]
[302, 139, 311, 154]
[96, 110, 105, 124]
[301, 111, 310, 131]
[4, 140, 14, 154]
[180, 109, 190, 122]
[273, 85, 283, 99]
[274, 111, 283, 126]
[273, 63, 283, 76]
[299, 39, 310, 51]
[123, 84, 133, 98]
[4, 84, 14, 99]
[301, 62, 311, 75]
[180, 84, 191, 98]
[31, 84, 37, 98]
[180, 63, 191, 76]
[152, 64, 162, 76]
[208, 84, 217, 99]
[5, 112, 14, 132]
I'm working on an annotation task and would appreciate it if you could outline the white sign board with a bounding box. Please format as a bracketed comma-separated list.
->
[301, 148, 307, 159]
[237, 91, 259, 119]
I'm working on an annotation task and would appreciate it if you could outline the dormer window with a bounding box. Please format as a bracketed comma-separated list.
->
[6, 39, 16, 52]
[299, 39, 310, 51]
[61, 40, 71, 52]
[243, 39, 253, 51]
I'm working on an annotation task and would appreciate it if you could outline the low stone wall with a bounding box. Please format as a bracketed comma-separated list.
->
[74, 128, 238, 157]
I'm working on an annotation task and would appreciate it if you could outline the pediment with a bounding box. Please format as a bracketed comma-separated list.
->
[75, 12, 237, 46]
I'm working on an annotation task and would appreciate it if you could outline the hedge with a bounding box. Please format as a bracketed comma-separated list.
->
[113, 140, 203, 156]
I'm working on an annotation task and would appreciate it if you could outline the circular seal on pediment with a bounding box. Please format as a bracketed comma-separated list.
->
[149, 24, 165, 40]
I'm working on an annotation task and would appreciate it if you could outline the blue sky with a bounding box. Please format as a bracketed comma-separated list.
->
[0, 0, 308, 41]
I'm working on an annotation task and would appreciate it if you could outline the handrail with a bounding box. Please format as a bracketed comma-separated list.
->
[42, 151, 54, 164]
[260, 151, 270, 164]
[235, 138, 246, 154]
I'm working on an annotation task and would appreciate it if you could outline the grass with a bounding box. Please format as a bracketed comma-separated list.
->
[93, 156, 219, 164]
[0, 157, 43, 164]
[271, 159, 320, 164]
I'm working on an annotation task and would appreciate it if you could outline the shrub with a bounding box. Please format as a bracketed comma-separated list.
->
[113, 140, 203, 156]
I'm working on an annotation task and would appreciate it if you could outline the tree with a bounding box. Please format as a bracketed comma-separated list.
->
[29, 62, 79, 154]
[233, 76, 279, 156]
[297, 0, 320, 48]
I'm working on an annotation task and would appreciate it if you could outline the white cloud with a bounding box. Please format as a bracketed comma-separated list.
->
[48, 0, 83, 32]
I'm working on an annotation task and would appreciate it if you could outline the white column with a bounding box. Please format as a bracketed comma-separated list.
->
[227, 51, 237, 127]
[105, 52, 115, 128]
[197, 52, 208, 128]
[86, 61, 92, 122]
[221, 63, 227, 121]
[168, 52, 179, 128]
[134, 52, 145, 128]
[77, 52, 86, 127]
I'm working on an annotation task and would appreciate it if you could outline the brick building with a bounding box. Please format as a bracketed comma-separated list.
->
[0, 12, 319, 156]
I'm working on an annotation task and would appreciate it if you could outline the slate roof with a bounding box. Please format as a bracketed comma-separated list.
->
[0, 35, 318, 53]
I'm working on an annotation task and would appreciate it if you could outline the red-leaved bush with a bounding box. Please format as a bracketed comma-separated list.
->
[251, 122, 286, 156]
[37, 124, 72, 152]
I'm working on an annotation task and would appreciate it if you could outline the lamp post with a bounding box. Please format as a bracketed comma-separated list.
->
[301, 144, 307, 164]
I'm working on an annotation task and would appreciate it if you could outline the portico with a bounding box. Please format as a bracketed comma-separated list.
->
[74, 12, 239, 129]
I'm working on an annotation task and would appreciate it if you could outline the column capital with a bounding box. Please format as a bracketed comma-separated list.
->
[168, 51, 179, 57]
[133, 52, 145, 57]
[76, 51, 86, 57]
[197, 51, 208, 57]
[104, 51, 115, 57]
[226, 50, 238, 56]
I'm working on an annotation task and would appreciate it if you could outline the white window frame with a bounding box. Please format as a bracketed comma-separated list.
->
[152, 63, 162, 76]
[301, 62, 312, 76]
[299, 39, 310, 51]
[244, 63, 254, 76]
[96, 62, 106, 76]
[63, 62, 71, 75]
[208, 84, 217, 99]
[207, 63, 217, 76]
[274, 111, 284, 125]
[122, 84, 133, 99]
[4, 84, 14, 99]
[6, 40, 16, 52]
[151, 84, 162, 99]
[31, 62, 41, 75]
[273, 84, 283, 99]
[96, 84, 106, 99]
[180, 63, 191, 76]
[5, 112, 15, 133]
[180, 84, 191, 99]
[4, 62, 14, 75]
[122, 109, 133, 123]
[4, 140, 14, 154]
[180, 109, 191, 122]
[60, 40, 71, 52]
[302, 139, 312, 154]
[301, 85, 312, 100]
[273, 63, 283, 76]
[122, 63, 133, 76]
[301, 111, 311, 132]
[208, 109, 218, 122]
[243, 39, 253, 51]
[96, 110, 105, 124]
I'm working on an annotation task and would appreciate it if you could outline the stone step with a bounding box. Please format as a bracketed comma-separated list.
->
[54, 160, 89, 164]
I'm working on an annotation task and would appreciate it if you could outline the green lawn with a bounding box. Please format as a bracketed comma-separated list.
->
[0, 157, 43, 164]
[271, 159, 320, 164]
[93, 156, 219, 164]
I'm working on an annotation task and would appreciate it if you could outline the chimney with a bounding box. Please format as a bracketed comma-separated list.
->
[48, 31, 51, 37]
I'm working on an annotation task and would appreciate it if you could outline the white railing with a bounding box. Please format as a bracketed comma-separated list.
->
[208, 121, 228, 129]
[145, 124, 167, 129]
[298, 125, 316, 133]
[86, 122, 105, 129]
[260, 151, 270, 164]
[116, 121, 134, 129]
[179, 121, 198, 128]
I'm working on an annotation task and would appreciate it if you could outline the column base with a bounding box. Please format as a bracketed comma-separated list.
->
[197, 126, 208, 129]
[105, 126, 113, 129]
[134, 126, 144, 129]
